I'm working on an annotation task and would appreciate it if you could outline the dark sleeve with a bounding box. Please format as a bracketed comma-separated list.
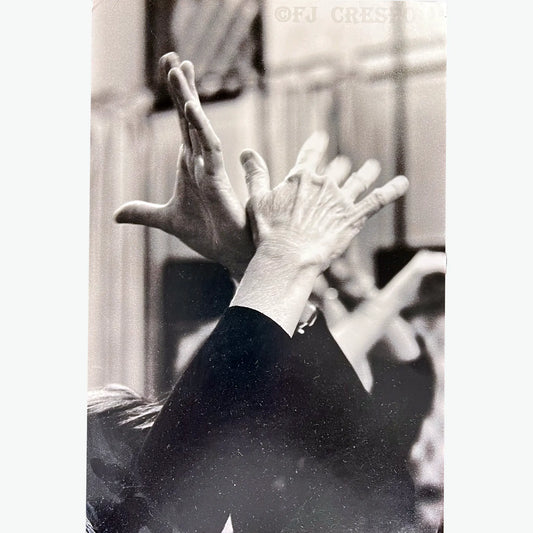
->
[280, 310, 379, 463]
[288, 313, 418, 529]
[136, 306, 291, 529]
[289, 309, 372, 403]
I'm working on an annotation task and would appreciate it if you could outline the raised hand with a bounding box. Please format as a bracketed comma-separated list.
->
[382, 249, 447, 312]
[241, 131, 409, 272]
[231, 132, 409, 334]
[113, 53, 254, 278]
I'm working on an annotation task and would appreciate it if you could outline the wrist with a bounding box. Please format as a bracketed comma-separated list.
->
[255, 238, 324, 274]
[230, 245, 321, 336]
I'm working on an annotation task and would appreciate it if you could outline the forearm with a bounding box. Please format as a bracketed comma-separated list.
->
[231, 268, 318, 330]
[230, 243, 321, 336]
[380, 316, 420, 361]
[137, 306, 291, 489]
[332, 265, 422, 369]
[139, 244, 320, 475]
[331, 296, 398, 370]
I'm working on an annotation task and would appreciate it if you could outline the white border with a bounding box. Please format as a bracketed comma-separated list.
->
[3, 1, 533, 531]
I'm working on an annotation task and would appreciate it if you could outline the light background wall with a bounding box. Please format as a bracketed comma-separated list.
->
[89, 0, 446, 395]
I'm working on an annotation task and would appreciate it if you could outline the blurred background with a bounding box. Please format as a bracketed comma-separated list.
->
[89, 0, 446, 398]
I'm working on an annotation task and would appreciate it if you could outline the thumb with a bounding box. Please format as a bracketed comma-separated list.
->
[240, 149, 270, 199]
[113, 201, 168, 231]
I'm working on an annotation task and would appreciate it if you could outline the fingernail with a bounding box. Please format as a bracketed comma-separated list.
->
[393, 175, 410, 193]
[168, 67, 180, 86]
[360, 159, 381, 176]
[113, 207, 125, 223]
[310, 130, 329, 150]
[240, 150, 256, 169]
[184, 100, 199, 115]
[313, 130, 329, 142]
[160, 52, 180, 74]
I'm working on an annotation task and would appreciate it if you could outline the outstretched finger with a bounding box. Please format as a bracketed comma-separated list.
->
[113, 201, 168, 232]
[159, 52, 181, 82]
[342, 159, 381, 201]
[352, 175, 409, 221]
[168, 67, 194, 150]
[240, 149, 270, 199]
[324, 155, 352, 186]
[290, 131, 329, 174]
[180, 60, 200, 102]
[184, 100, 225, 177]
[159, 54, 192, 149]
[169, 65, 196, 104]
[189, 127, 202, 160]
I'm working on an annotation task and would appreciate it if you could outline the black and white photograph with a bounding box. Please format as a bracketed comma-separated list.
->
[7, 1, 533, 532]
[86, 1, 446, 532]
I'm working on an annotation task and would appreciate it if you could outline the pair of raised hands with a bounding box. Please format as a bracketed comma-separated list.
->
[114, 52, 409, 280]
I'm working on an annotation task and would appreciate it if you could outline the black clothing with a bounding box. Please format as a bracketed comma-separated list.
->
[137, 306, 422, 532]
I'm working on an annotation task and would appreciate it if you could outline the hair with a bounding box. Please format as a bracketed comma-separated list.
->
[87, 384, 164, 434]
[87, 385, 168, 533]
[86, 517, 96, 533]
